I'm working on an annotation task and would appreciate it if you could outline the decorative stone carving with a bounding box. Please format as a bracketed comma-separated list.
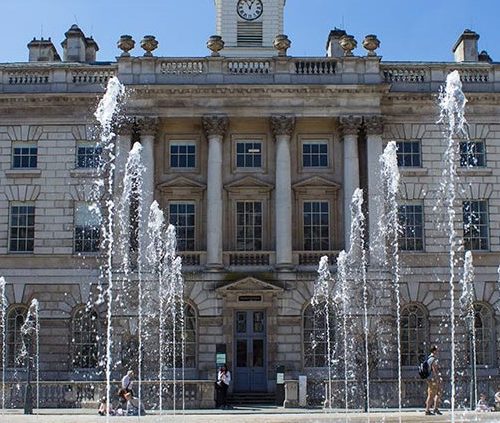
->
[136, 117, 159, 136]
[202, 115, 229, 138]
[207, 35, 224, 57]
[270, 115, 296, 137]
[115, 120, 136, 135]
[273, 34, 291, 57]
[117, 35, 135, 57]
[339, 115, 362, 136]
[364, 115, 384, 135]
[339, 34, 357, 56]
[362, 34, 380, 57]
[140, 35, 158, 57]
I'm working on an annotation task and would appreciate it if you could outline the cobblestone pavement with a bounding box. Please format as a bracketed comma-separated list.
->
[0, 410, 498, 423]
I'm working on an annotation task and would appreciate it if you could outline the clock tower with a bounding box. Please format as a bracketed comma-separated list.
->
[214, 0, 286, 57]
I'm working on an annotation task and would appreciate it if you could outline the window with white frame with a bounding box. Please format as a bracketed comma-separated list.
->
[463, 200, 489, 250]
[169, 203, 196, 251]
[72, 307, 99, 369]
[474, 303, 493, 366]
[303, 201, 329, 251]
[12, 143, 37, 169]
[9, 203, 35, 253]
[74, 203, 101, 253]
[302, 141, 328, 168]
[76, 142, 102, 169]
[400, 304, 428, 366]
[459, 140, 486, 168]
[236, 141, 262, 168]
[170, 143, 196, 169]
[396, 140, 421, 167]
[236, 201, 262, 251]
[6, 306, 27, 368]
[303, 303, 335, 368]
[398, 204, 424, 251]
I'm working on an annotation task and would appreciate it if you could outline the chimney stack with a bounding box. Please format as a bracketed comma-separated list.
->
[326, 28, 347, 58]
[452, 29, 479, 62]
[85, 37, 99, 62]
[27, 37, 61, 62]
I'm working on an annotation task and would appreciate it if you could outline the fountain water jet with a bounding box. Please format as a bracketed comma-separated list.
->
[0, 277, 6, 413]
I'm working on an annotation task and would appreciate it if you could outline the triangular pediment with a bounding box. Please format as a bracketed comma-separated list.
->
[216, 276, 283, 293]
[224, 176, 274, 193]
[157, 176, 206, 192]
[292, 176, 341, 191]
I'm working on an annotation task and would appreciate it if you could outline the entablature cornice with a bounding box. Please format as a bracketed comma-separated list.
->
[224, 176, 274, 194]
[292, 176, 341, 195]
[157, 176, 206, 193]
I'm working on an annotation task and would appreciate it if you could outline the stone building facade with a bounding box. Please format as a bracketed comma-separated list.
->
[0, 0, 499, 409]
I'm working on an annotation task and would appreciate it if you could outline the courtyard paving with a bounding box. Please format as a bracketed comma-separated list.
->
[0, 409, 498, 423]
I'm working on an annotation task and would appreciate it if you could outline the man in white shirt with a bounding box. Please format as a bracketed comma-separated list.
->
[121, 369, 134, 394]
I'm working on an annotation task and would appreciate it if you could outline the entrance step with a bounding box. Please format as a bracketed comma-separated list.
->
[228, 392, 277, 406]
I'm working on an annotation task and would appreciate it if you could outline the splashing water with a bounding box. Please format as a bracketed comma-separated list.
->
[0, 277, 6, 413]
[436, 70, 468, 420]
[459, 251, 476, 409]
[336, 251, 350, 412]
[378, 141, 402, 412]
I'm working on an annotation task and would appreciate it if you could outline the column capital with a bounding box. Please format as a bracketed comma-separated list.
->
[364, 115, 384, 136]
[115, 120, 135, 135]
[136, 117, 159, 136]
[270, 115, 296, 137]
[339, 115, 363, 137]
[202, 115, 229, 138]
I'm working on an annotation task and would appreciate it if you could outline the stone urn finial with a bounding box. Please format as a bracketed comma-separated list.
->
[339, 34, 357, 57]
[140, 35, 158, 57]
[207, 35, 224, 57]
[362, 34, 380, 56]
[117, 35, 135, 57]
[273, 34, 291, 57]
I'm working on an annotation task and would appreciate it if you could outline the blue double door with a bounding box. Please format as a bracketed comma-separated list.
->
[234, 310, 267, 392]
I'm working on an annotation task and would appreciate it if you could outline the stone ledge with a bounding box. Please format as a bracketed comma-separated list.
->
[69, 169, 99, 178]
[4, 168, 42, 178]
[457, 167, 493, 176]
[399, 168, 428, 177]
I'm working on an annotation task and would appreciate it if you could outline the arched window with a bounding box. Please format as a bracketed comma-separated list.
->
[303, 303, 335, 368]
[400, 303, 428, 367]
[72, 307, 99, 369]
[6, 306, 27, 368]
[474, 303, 493, 366]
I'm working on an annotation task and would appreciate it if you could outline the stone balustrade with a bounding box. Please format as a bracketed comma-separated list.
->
[2, 379, 215, 409]
[0, 58, 498, 93]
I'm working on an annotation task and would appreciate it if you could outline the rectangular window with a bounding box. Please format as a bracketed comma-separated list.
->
[169, 203, 196, 251]
[302, 141, 328, 168]
[76, 142, 102, 168]
[12, 144, 37, 169]
[463, 200, 489, 251]
[74, 203, 101, 253]
[398, 204, 424, 251]
[236, 201, 262, 251]
[236, 142, 262, 168]
[396, 141, 421, 167]
[460, 140, 486, 167]
[9, 203, 35, 253]
[170, 143, 196, 169]
[303, 201, 329, 251]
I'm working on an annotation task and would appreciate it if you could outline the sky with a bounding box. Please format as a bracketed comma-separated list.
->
[1, 0, 499, 63]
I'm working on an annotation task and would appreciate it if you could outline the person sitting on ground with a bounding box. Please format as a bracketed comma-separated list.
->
[476, 393, 492, 412]
[98, 397, 114, 416]
[495, 387, 500, 411]
[125, 391, 146, 416]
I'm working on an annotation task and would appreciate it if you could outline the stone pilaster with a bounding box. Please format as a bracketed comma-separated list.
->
[202, 115, 229, 269]
[365, 116, 385, 266]
[271, 115, 295, 269]
[340, 115, 362, 250]
[136, 117, 159, 265]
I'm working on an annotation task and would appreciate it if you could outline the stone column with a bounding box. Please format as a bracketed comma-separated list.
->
[113, 122, 134, 268]
[365, 116, 385, 266]
[202, 115, 229, 269]
[340, 116, 362, 250]
[271, 115, 295, 269]
[137, 117, 159, 264]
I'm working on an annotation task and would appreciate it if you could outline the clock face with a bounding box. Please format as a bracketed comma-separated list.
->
[237, 0, 263, 21]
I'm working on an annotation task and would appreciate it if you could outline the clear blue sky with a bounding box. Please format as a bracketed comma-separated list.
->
[1, 0, 499, 63]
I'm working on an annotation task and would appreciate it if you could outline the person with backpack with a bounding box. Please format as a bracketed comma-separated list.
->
[424, 345, 443, 416]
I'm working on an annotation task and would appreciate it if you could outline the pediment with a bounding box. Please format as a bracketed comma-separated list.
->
[292, 176, 341, 191]
[224, 176, 274, 193]
[157, 176, 206, 192]
[216, 276, 283, 293]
